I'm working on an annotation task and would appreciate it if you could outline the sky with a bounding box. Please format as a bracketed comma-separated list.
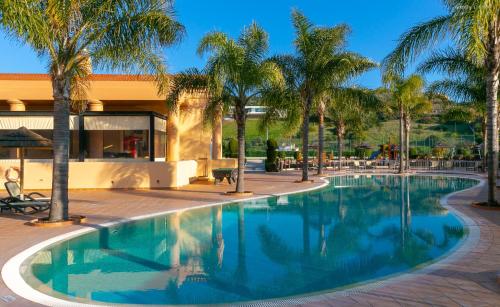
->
[0, 0, 450, 89]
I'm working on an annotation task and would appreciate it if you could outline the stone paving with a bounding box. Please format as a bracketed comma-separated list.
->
[0, 171, 499, 306]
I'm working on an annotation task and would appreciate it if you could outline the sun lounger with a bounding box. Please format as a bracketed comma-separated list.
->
[1, 182, 50, 214]
[0, 199, 50, 214]
[5, 181, 50, 202]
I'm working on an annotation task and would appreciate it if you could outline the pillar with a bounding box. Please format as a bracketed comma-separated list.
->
[212, 108, 223, 160]
[167, 107, 180, 161]
[7, 99, 25, 158]
[87, 99, 103, 159]
[7, 99, 26, 111]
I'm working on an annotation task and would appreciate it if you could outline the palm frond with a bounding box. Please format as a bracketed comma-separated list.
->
[382, 15, 453, 75]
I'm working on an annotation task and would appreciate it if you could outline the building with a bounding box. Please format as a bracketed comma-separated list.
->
[0, 74, 235, 190]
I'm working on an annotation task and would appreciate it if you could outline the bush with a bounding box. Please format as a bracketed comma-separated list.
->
[409, 147, 418, 159]
[265, 139, 280, 172]
[224, 138, 238, 158]
[355, 148, 369, 159]
[294, 151, 302, 161]
[343, 150, 356, 158]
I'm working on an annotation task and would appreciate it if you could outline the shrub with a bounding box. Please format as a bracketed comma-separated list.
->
[355, 148, 369, 159]
[265, 139, 279, 172]
[224, 138, 238, 158]
[294, 151, 302, 161]
[409, 147, 418, 159]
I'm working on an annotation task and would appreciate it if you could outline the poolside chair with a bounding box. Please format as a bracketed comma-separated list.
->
[5, 181, 50, 202]
[352, 160, 361, 172]
[1, 182, 50, 214]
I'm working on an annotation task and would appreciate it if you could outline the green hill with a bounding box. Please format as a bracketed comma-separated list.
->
[222, 118, 477, 157]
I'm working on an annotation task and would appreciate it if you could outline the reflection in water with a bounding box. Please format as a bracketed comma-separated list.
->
[24, 176, 476, 305]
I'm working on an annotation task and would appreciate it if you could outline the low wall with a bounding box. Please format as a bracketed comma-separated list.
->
[0, 160, 198, 190]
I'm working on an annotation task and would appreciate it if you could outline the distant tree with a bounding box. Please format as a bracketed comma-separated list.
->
[381, 75, 431, 173]
[263, 10, 375, 179]
[419, 48, 490, 167]
[382, 0, 500, 206]
[326, 88, 379, 170]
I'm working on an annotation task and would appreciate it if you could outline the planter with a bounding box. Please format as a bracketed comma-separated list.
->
[223, 191, 254, 197]
[28, 215, 87, 227]
[471, 203, 500, 211]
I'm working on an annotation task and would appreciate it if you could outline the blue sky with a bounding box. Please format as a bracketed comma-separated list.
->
[0, 0, 449, 89]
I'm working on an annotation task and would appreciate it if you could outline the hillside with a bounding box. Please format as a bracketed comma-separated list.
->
[223, 118, 476, 157]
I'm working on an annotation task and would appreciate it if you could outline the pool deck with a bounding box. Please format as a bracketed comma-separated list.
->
[0, 171, 499, 306]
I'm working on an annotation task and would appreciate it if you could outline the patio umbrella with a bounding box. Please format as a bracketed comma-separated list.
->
[0, 127, 52, 194]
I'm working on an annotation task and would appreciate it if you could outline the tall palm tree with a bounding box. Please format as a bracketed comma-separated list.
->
[419, 48, 490, 167]
[381, 75, 429, 173]
[383, 0, 500, 205]
[266, 10, 373, 181]
[0, 0, 184, 221]
[167, 23, 284, 193]
[326, 88, 379, 170]
[315, 58, 376, 175]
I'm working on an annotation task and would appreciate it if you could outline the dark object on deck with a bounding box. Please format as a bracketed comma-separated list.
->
[212, 168, 238, 185]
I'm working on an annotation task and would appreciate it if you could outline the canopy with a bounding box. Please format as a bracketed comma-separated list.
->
[0, 127, 52, 148]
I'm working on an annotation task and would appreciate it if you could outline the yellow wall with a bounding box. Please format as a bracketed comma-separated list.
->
[0, 160, 198, 190]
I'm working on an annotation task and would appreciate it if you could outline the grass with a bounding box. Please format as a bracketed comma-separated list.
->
[223, 118, 477, 157]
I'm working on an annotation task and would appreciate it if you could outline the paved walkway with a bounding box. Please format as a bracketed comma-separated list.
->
[0, 171, 499, 306]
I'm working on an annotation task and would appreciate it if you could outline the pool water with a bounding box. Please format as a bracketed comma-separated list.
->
[21, 175, 477, 305]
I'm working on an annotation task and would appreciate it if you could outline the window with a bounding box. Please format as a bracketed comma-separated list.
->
[84, 116, 150, 160]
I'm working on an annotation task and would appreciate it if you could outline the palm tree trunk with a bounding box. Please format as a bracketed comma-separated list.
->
[337, 123, 345, 171]
[235, 102, 246, 193]
[49, 75, 71, 221]
[317, 99, 325, 175]
[486, 26, 500, 206]
[482, 118, 487, 172]
[398, 104, 405, 174]
[301, 92, 313, 181]
[404, 115, 411, 171]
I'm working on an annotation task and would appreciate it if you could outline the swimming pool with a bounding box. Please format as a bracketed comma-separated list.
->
[19, 175, 477, 305]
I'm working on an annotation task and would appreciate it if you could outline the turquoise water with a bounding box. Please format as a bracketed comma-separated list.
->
[22, 175, 477, 305]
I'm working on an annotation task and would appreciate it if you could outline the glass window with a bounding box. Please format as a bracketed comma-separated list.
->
[84, 115, 151, 160]
[85, 130, 150, 159]
[154, 117, 167, 160]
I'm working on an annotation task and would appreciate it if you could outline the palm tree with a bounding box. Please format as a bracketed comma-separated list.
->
[382, 0, 500, 205]
[419, 48, 489, 168]
[381, 75, 430, 173]
[419, 49, 488, 165]
[267, 10, 374, 181]
[326, 88, 379, 170]
[402, 90, 432, 171]
[0, 0, 184, 221]
[315, 58, 376, 175]
[167, 23, 283, 193]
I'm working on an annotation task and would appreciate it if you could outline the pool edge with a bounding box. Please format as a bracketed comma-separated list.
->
[1, 173, 484, 306]
[2, 178, 331, 307]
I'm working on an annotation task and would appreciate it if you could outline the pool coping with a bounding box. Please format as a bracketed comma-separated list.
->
[0, 173, 485, 307]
